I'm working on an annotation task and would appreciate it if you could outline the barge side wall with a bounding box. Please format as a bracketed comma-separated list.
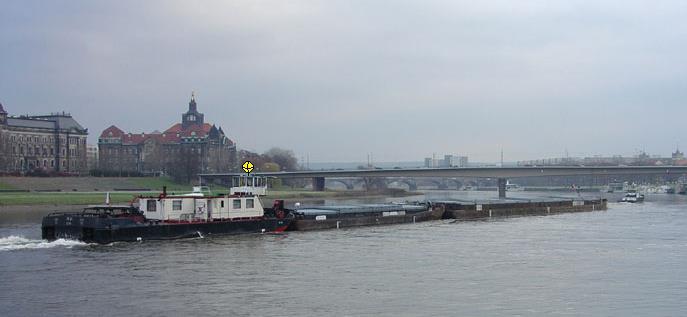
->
[440, 199, 607, 220]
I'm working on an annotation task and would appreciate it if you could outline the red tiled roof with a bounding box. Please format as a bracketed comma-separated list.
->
[122, 133, 151, 145]
[164, 123, 182, 133]
[164, 123, 212, 134]
[104, 122, 218, 145]
[100, 125, 125, 138]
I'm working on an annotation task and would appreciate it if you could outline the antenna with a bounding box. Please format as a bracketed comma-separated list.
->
[500, 148, 504, 167]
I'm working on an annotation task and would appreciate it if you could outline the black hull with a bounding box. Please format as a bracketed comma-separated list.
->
[289, 206, 445, 231]
[42, 215, 291, 244]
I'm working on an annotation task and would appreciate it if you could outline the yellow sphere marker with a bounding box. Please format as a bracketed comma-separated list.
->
[242, 161, 254, 175]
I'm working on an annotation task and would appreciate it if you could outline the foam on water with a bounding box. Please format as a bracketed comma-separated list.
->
[0, 235, 86, 251]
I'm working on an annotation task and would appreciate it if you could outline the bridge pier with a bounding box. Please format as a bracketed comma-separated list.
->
[497, 178, 507, 199]
[312, 177, 325, 191]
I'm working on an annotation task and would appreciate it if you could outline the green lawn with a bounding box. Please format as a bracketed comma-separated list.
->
[130, 177, 193, 190]
[0, 187, 415, 206]
[131, 177, 230, 192]
[0, 192, 154, 206]
[0, 181, 16, 190]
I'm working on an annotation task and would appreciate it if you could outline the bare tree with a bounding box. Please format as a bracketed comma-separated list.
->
[264, 147, 298, 171]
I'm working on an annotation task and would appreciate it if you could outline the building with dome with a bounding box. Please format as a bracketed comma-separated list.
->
[97, 94, 237, 181]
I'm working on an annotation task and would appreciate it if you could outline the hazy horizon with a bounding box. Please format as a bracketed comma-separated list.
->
[2, 1, 686, 162]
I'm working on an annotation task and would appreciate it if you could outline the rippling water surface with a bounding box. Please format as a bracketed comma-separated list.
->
[1, 192, 686, 316]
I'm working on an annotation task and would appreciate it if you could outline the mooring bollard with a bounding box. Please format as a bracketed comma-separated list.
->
[336, 221, 340, 229]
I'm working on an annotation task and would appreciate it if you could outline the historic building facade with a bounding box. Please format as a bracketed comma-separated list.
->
[97, 94, 237, 181]
[0, 102, 89, 175]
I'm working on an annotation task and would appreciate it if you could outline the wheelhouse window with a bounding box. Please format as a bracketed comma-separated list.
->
[173, 200, 182, 211]
[246, 199, 254, 209]
[233, 199, 241, 209]
[147, 200, 157, 212]
[220, 200, 225, 208]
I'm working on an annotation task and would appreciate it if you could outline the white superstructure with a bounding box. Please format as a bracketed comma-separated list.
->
[138, 193, 265, 221]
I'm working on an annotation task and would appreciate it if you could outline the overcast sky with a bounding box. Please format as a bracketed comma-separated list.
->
[1, 1, 686, 162]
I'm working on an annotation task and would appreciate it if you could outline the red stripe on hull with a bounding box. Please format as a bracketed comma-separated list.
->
[273, 225, 289, 233]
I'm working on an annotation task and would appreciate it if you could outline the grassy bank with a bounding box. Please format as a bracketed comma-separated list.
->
[0, 181, 16, 190]
[0, 192, 151, 206]
[0, 188, 418, 206]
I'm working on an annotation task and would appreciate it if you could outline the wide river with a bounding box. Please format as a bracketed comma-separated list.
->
[1, 191, 686, 316]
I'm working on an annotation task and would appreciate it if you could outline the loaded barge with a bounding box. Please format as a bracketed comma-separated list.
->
[437, 198, 607, 220]
[289, 203, 445, 231]
[42, 185, 292, 244]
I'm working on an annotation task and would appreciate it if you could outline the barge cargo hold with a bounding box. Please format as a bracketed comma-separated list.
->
[289, 203, 445, 231]
[437, 198, 607, 220]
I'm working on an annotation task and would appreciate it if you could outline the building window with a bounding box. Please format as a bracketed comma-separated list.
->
[43, 160, 47, 167]
[233, 199, 241, 209]
[221, 200, 225, 208]
[51, 160, 54, 167]
[147, 200, 157, 212]
[173, 200, 182, 211]
[62, 149, 66, 156]
[246, 199, 254, 209]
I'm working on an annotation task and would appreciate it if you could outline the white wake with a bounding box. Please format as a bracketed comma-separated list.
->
[0, 235, 87, 251]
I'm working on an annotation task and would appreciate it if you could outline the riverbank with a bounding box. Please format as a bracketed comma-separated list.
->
[0, 188, 418, 208]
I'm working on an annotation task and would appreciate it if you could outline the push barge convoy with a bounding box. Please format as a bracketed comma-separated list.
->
[41, 177, 608, 244]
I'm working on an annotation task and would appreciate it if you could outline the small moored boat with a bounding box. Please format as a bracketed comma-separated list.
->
[619, 191, 645, 203]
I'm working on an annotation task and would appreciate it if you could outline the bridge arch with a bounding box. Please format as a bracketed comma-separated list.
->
[446, 179, 463, 190]
[326, 179, 355, 190]
[387, 179, 417, 191]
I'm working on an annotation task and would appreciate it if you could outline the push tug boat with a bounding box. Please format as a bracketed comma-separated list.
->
[42, 181, 292, 244]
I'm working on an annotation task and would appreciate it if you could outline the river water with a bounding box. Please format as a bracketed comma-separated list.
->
[1, 191, 686, 316]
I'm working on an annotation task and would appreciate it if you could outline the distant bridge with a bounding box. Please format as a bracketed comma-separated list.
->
[199, 166, 687, 198]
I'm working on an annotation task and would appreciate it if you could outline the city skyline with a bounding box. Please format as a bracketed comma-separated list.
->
[2, 1, 686, 162]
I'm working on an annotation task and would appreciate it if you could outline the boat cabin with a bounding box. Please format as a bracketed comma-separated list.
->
[139, 195, 265, 221]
